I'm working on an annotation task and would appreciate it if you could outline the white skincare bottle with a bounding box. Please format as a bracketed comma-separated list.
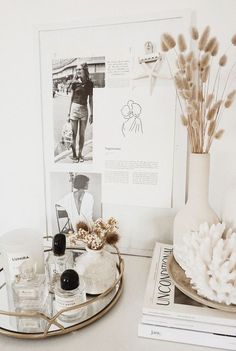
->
[54, 269, 86, 322]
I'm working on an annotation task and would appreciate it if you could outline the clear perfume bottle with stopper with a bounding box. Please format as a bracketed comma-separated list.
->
[54, 269, 86, 322]
[12, 259, 48, 333]
[46, 233, 73, 293]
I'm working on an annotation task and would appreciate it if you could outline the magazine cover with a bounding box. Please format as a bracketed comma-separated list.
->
[143, 242, 236, 327]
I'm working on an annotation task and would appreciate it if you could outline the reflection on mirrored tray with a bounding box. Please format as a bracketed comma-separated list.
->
[0, 230, 120, 335]
[0, 278, 118, 333]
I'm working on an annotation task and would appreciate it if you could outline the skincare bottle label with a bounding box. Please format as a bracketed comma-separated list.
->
[55, 293, 85, 316]
[15, 289, 38, 299]
[6, 252, 30, 282]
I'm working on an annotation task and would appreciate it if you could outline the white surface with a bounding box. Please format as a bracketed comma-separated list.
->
[0, 0, 236, 244]
[0, 255, 224, 351]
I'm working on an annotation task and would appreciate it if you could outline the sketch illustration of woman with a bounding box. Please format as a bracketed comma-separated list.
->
[121, 100, 143, 137]
[57, 174, 94, 231]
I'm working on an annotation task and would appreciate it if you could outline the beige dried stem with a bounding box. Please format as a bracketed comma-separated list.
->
[232, 34, 236, 46]
[178, 34, 187, 52]
[190, 26, 199, 41]
[160, 25, 236, 153]
[214, 129, 224, 139]
[198, 26, 210, 51]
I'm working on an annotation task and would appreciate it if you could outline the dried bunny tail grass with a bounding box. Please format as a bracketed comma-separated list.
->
[198, 26, 210, 51]
[105, 232, 120, 245]
[174, 74, 184, 90]
[183, 89, 191, 99]
[186, 51, 194, 62]
[214, 129, 225, 139]
[191, 85, 197, 100]
[207, 107, 217, 120]
[200, 53, 210, 67]
[162, 33, 176, 49]
[191, 58, 198, 71]
[201, 65, 210, 83]
[186, 64, 192, 81]
[231, 34, 236, 46]
[178, 53, 186, 68]
[189, 81, 194, 88]
[219, 54, 227, 67]
[198, 89, 204, 102]
[211, 41, 219, 56]
[204, 37, 217, 53]
[227, 89, 236, 100]
[195, 110, 202, 123]
[178, 34, 187, 52]
[207, 100, 222, 119]
[181, 115, 188, 126]
[161, 40, 169, 52]
[76, 221, 90, 232]
[182, 77, 189, 90]
[192, 120, 199, 130]
[212, 100, 222, 110]
[186, 104, 193, 115]
[178, 91, 186, 99]
[175, 59, 180, 69]
[190, 100, 198, 110]
[225, 99, 233, 108]
[208, 120, 216, 136]
[206, 93, 214, 108]
[190, 26, 199, 40]
[225, 91, 236, 108]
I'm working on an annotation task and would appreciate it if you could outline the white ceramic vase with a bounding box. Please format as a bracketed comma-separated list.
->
[222, 180, 236, 230]
[75, 246, 117, 295]
[173, 153, 219, 269]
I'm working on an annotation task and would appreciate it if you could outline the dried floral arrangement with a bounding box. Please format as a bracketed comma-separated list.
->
[179, 222, 236, 305]
[161, 27, 236, 153]
[69, 217, 120, 250]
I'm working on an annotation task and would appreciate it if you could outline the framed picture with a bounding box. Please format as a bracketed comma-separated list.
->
[39, 10, 192, 255]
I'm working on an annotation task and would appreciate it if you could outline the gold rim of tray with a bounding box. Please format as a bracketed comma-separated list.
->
[0, 245, 124, 339]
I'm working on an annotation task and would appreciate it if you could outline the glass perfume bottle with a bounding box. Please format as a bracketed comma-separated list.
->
[46, 233, 73, 293]
[12, 260, 48, 333]
[54, 269, 86, 323]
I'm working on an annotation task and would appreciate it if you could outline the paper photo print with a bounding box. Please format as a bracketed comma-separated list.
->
[49, 171, 102, 234]
[52, 56, 105, 165]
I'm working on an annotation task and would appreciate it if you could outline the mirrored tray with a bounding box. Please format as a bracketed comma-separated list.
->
[0, 245, 124, 339]
[167, 254, 236, 312]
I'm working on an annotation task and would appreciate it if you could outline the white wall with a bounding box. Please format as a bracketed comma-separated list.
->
[0, 0, 236, 238]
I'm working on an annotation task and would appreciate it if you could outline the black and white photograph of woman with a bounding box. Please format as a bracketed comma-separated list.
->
[52, 57, 105, 164]
[51, 172, 102, 234]
[68, 63, 93, 163]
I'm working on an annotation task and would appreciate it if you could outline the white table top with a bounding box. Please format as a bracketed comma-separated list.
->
[0, 255, 224, 351]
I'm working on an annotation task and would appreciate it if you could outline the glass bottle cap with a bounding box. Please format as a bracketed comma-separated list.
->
[60, 269, 79, 290]
[53, 233, 66, 256]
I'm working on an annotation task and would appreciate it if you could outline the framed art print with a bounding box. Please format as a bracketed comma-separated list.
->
[39, 10, 192, 255]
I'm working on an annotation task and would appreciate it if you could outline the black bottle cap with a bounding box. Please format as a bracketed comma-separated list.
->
[52, 233, 66, 256]
[60, 269, 79, 290]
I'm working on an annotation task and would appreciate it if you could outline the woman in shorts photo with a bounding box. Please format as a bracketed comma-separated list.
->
[68, 63, 93, 162]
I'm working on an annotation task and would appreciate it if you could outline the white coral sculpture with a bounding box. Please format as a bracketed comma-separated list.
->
[180, 222, 236, 305]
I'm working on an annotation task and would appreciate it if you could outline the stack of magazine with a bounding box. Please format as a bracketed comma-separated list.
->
[138, 242, 236, 350]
